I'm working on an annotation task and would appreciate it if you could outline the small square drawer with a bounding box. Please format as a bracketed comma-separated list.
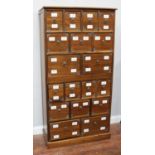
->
[70, 33, 92, 52]
[48, 84, 64, 102]
[96, 79, 111, 97]
[82, 81, 96, 99]
[47, 33, 69, 53]
[50, 119, 80, 141]
[71, 100, 90, 118]
[82, 11, 98, 31]
[48, 102, 69, 121]
[99, 10, 115, 31]
[93, 33, 114, 51]
[65, 82, 81, 101]
[91, 97, 110, 116]
[64, 11, 81, 32]
[45, 10, 63, 32]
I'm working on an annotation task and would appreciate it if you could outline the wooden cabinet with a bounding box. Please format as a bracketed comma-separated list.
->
[40, 7, 116, 148]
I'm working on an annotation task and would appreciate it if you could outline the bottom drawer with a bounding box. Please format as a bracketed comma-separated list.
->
[50, 119, 80, 141]
[81, 114, 110, 136]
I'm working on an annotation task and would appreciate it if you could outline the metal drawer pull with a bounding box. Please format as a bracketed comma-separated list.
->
[53, 135, 60, 139]
[95, 36, 100, 40]
[71, 69, 77, 73]
[83, 36, 89, 41]
[70, 13, 76, 18]
[105, 36, 111, 41]
[103, 25, 109, 30]
[85, 56, 91, 61]
[85, 68, 91, 72]
[49, 37, 55, 42]
[61, 36, 67, 41]
[87, 13, 93, 18]
[72, 122, 78, 126]
[53, 124, 59, 128]
[87, 25, 93, 29]
[73, 103, 79, 107]
[51, 69, 57, 74]
[86, 82, 92, 87]
[101, 81, 107, 85]
[84, 119, 90, 123]
[51, 57, 57, 62]
[69, 93, 75, 98]
[53, 96, 59, 100]
[51, 24, 58, 28]
[83, 102, 89, 106]
[70, 24, 76, 29]
[93, 100, 99, 105]
[83, 128, 89, 133]
[69, 83, 76, 88]
[53, 84, 59, 90]
[71, 57, 77, 62]
[73, 36, 79, 41]
[104, 56, 110, 60]
[100, 126, 106, 130]
[72, 131, 78, 135]
[61, 104, 67, 109]
[103, 14, 110, 19]
[102, 100, 108, 104]
[50, 106, 57, 110]
[104, 66, 110, 71]
[101, 90, 106, 95]
[101, 116, 107, 120]
[86, 92, 91, 96]
[51, 12, 58, 17]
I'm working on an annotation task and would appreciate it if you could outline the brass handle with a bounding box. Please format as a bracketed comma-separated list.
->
[94, 121, 97, 125]
[57, 40, 60, 43]
[63, 61, 67, 66]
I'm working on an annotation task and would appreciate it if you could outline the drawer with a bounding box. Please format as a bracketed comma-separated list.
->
[71, 100, 90, 118]
[82, 81, 96, 99]
[48, 55, 80, 77]
[48, 102, 69, 121]
[47, 33, 69, 53]
[70, 33, 92, 52]
[91, 97, 110, 116]
[99, 11, 115, 31]
[81, 115, 110, 136]
[93, 33, 114, 51]
[82, 11, 98, 31]
[50, 119, 80, 141]
[96, 79, 111, 97]
[64, 11, 81, 32]
[45, 10, 63, 32]
[48, 84, 64, 102]
[65, 82, 81, 101]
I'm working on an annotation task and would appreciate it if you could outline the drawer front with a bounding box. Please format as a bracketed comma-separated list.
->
[70, 33, 92, 52]
[91, 97, 110, 115]
[47, 33, 69, 53]
[64, 11, 81, 32]
[48, 102, 69, 121]
[99, 11, 115, 31]
[48, 55, 80, 77]
[71, 100, 90, 118]
[50, 119, 80, 141]
[82, 11, 98, 31]
[46, 10, 63, 32]
[81, 115, 110, 136]
[93, 33, 113, 51]
[65, 82, 81, 101]
[48, 84, 64, 102]
[96, 79, 111, 97]
[82, 81, 96, 99]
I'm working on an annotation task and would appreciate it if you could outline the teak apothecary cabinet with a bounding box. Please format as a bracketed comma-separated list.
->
[39, 6, 116, 148]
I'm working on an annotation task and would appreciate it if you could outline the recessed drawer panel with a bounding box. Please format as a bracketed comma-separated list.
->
[65, 82, 81, 101]
[46, 10, 63, 32]
[64, 11, 81, 32]
[50, 119, 80, 141]
[71, 100, 90, 118]
[48, 84, 64, 102]
[82, 11, 98, 31]
[47, 33, 69, 53]
[91, 97, 110, 115]
[70, 33, 92, 52]
[99, 10, 115, 31]
[48, 102, 69, 121]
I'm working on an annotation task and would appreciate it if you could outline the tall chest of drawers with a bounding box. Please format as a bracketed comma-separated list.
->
[39, 7, 116, 148]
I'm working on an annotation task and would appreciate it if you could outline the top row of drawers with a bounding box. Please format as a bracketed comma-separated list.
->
[45, 9, 115, 32]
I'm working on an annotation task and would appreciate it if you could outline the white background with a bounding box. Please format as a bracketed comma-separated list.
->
[0, 0, 155, 155]
[33, 0, 121, 133]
